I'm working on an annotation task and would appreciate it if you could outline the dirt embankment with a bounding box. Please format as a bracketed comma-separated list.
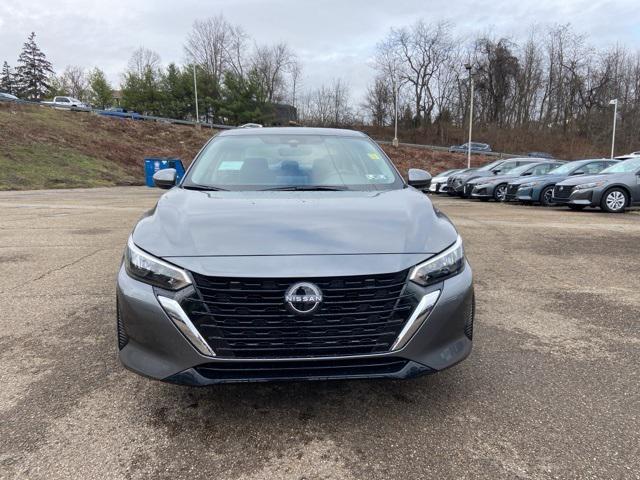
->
[0, 102, 479, 189]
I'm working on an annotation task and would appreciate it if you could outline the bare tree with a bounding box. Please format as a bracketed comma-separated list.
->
[363, 76, 393, 126]
[127, 47, 161, 77]
[56, 65, 88, 99]
[378, 20, 456, 126]
[252, 42, 295, 102]
[185, 15, 246, 91]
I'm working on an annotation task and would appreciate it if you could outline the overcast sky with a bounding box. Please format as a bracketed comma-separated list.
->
[1, 0, 639, 100]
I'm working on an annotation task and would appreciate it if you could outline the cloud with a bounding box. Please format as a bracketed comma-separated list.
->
[1, 0, 638, 101]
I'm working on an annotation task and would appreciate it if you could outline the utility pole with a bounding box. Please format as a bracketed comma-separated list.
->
[193, 64, 200, 129]
[465, 64, 475, 169]
[609, 99, 618, 159]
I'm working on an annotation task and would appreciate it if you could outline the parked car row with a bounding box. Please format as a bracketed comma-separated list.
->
[432, 155, 640, 213]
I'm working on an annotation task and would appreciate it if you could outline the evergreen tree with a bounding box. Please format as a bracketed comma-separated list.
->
[1, 61, 14, 94]
[159, 63, 192, 118]
[216, 70, 271, 125]
[121, 66, 162, 115]
[15, 32, 54, 100]
[88, 68, 113, 109]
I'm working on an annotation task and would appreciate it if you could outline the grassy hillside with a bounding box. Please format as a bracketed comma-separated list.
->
[0, 102, 484, 191]
[0, 102, 213, 190]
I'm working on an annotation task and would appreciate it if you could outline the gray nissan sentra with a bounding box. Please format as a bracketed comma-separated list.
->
[117, 127, 474, 385]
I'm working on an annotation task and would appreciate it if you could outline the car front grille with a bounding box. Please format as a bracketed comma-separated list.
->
[184, 270, 414, 359]
[553, 185, 573, 199]
[506, 184, 520, 197]
[194, 357, 411, 381]
[116, 300, 128, 350]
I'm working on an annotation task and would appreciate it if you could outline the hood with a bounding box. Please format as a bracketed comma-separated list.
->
[432, 176, 450, 183]
[556, 173, 614, 187]
[133, 187, 458, 258]
[509, 174, 560, 185]
[472, 174, 519, 184]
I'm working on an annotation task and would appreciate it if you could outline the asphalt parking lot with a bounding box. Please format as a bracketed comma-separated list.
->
[1, 187, 638, 480]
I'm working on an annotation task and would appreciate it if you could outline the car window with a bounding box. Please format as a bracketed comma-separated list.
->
[186, 134, 403, 191]
[601, 158, 640, 173]
[58, 97, 70, 102]
[575, 162, 605, 175]
[506, 164, 535, 175]
[477, 160, 503, 171]
[495, 161, 518, 173]
[531, 163, 556, 175]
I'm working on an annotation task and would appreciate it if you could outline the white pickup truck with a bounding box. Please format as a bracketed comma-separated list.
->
[42, 96, 89, 108]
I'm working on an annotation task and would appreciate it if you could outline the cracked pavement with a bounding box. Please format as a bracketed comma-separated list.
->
[0, 187, 638, 479]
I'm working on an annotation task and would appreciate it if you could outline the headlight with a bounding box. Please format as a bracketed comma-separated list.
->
[574, 181, 606, 190]
[410, 236, 465, 286]
[124, 236, 191, 290]
[519, 181, 539, 188]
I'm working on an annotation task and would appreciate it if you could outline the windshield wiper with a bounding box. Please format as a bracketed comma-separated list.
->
[183, 184, 229, 192]
[260, 185, 350, 191]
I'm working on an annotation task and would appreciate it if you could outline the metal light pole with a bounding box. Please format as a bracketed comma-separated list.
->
[193, 64, 200, 128]
[465, 64, 475, 169]
[609, 99, 618, 159]
[392, 74, 399, 147]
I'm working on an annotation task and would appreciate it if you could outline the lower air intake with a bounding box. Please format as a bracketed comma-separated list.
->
[195, 357, 409, 381]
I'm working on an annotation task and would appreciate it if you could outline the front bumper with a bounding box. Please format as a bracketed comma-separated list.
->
[429, 182, 449, 193]
[553, 189, 595, 206]
[471, 185, 494, 199]
[116, 262, 474, 385]
[515, 187, 536, 202]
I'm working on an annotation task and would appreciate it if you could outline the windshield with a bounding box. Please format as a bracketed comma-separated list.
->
[477, 160, 503, 171]
[601, 158, 640, 173]
[507, 163, 537, 175]
[183, 134, 403, 191]
[548, 162, 584, 175]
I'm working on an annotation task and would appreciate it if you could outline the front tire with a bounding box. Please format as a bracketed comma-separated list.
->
[540, 186, 554, 206]
[600, 188, 628, 213]
[494, 183, 508, 202]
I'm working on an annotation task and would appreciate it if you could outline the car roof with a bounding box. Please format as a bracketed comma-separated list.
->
[218, 127, 367, 137]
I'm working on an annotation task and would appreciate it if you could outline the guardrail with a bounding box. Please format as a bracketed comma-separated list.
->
[376, 139, 518, 159]
[1, 96, 519, 157]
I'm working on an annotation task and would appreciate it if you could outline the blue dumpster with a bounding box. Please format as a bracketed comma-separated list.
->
[144, 158, 185, 187]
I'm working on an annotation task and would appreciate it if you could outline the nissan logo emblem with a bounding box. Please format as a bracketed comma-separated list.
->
[285, 282, 323, 315]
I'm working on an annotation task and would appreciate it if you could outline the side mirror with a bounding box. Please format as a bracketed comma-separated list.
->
[571, 171, 584, 176]
[407, 168, 432, 190]
[153, 168, 177, 189]
[493, 170, 501, 175]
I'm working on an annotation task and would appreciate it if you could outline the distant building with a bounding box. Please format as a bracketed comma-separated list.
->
[112, 90, 123, 106]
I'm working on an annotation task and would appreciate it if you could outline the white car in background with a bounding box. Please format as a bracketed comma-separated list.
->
[43, 96, 89, 108]
[428, 168, 464, 194]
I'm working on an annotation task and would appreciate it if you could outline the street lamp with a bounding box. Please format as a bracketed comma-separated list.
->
[609, 99, 618, 159]
[392, 77, 399, 147]
[193, 64, 200, 129]
[465, 64, 475, 169]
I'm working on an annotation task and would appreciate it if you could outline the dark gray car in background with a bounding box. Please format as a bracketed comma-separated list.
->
[117, 128, 474, 385]
[469, 161, 564, 201]
[448, 158, 542, 197]
[509, 159, 618, 206]
[553, 157, 640, 212]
